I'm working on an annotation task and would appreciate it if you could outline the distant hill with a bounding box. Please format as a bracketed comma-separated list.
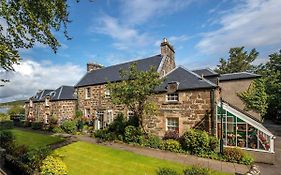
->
[0, 100, 26, 107]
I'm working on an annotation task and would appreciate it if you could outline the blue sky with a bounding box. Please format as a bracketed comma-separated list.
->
[1, 0, 281, 102]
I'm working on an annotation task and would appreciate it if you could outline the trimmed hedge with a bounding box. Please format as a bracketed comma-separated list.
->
[31, 122, 44, 130]
[0, 120, 13, 130]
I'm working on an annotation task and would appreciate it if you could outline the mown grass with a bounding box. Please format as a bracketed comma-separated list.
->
[54, 141, 231, 175]
[10, 129, 64, 148]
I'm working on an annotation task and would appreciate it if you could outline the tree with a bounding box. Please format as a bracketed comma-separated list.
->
[0, 0, 71, 71]
[215, 47, 259, 74]
[254, 50, 281, 119]
[106, 63, 163, 131]
[7, 105, 25, 115]
[239, 78, 268, 118]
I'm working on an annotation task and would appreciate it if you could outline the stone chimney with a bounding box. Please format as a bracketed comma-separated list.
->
[87, 63, 103, 72]
[159, 38, 176, 76]
[161, 38, 175, 60]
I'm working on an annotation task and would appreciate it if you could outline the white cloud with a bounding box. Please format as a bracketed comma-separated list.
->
[120, 0, 194, 24]
[0, 60, 84, 103]
[94, 15, 152, 50]
[197, 0, 281, 53]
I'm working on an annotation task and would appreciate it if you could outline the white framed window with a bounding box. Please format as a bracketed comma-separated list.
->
[105, 89, 110, 98]
[107, 110, 113, 124]
[85, 87, 91, 99]
[166, 93, 179, 102]
[45, 97, 50, 106]
[85, 108, 90, 117]
[166, 118, 179, 132]
[128, 111, 134, 119]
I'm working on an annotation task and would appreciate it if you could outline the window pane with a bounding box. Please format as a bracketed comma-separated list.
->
[247, 124, 258, 149]
[237, 119, 246, 148]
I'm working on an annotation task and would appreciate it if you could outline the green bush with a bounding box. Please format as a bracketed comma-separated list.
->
[156, 168, 179, 175]
[40, 155, 67, 175]
[93, 129, 117, 141]
[180, 129, 216, 155]
[160, 139, 181, 153]
[208, 136, 219, 151]
[61, 120, 77, 134]
[52, 126, 64, 133]
[0, 130, 15, 148]
[4, 154, 34, 175]
[241, 152, 254, 165]
[183, 166, 210, 175]
[0, 120, 13, 130]
[139, 134, 161, 148]
[0, 113, 10, 121]
[108, 113, 127, 135]
[223, 147, 254, 165]
[23, 147, 51, 169]
[124, 125, 142, 143]
[31, 121, 43, 130]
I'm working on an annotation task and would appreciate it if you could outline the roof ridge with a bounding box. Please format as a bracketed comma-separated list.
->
[221, 71, 256, 76]
[179, 66, 217, 87]
[92, 54, 161, 72]
[162, 66, 178, 78]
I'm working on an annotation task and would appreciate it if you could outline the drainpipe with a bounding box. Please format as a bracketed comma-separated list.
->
[210, 89, 216, 136]
[220, 97, 224, 154]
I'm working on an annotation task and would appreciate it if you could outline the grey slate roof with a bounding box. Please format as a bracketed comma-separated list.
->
[155, 66, 217, 92]
[219, 72, 261, 81]
[192, 68, 219, 77]
[48, 86, 76, 101]
[75, 54, 163, 87]
[31, 89, 54, 102]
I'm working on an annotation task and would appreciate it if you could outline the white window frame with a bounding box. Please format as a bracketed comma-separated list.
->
[84, 108, 91, 117]
[85, 87, 91, 99]
[127, 111, 134, 119]
[105, 89, 111, 98]
[107, 110, 113, 124]
[166, 118, 179, 131]
[166, 93, 179, 102]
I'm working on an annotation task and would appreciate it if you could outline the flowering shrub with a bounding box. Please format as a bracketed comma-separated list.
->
[40, 155, 67, 175]
[163, 130, 179, 140]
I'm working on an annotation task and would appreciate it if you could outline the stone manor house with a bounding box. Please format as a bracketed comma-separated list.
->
[25, 38, 275, 155]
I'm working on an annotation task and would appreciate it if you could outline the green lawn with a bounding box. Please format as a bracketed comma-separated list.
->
[54, 141, 230, 175]
[10, 129, 64, 148]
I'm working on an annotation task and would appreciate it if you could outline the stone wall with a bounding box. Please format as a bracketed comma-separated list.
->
[25, 100, 76, 123]
[143, 89, 213, 136]
[51, 100, 76, 120]
[77, 85, 127, 118]
[77, 85, 215, 136]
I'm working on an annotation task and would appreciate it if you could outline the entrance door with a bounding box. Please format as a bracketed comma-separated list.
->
[95, 111, 104, 130]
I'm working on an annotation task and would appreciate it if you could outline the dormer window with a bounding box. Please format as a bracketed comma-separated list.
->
[166, 93, 179, 102]
[105, 89, 110, 98]
[45, 97, 50, 106]
[85, 87, 91, 99]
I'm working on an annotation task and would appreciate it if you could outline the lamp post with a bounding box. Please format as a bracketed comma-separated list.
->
[220, 97, 224, 154]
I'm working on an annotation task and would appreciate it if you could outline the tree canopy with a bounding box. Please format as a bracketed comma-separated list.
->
[0, 0, 71, 71]
[255, 50, 281, 119]
[106, 64, 163, 131]
[215, 47, 259, 74]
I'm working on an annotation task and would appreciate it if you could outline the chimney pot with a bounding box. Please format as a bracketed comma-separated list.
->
[87, 63, 103, 72]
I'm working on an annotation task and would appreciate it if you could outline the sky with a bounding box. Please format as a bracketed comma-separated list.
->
[1, 0, 281, 103]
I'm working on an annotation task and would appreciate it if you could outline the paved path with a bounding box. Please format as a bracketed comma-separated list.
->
[76, 135, 249, 175]
[256, 120, 281, 175]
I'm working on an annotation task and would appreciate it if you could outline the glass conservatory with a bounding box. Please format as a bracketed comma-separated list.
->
[217, 102, 275, 153]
